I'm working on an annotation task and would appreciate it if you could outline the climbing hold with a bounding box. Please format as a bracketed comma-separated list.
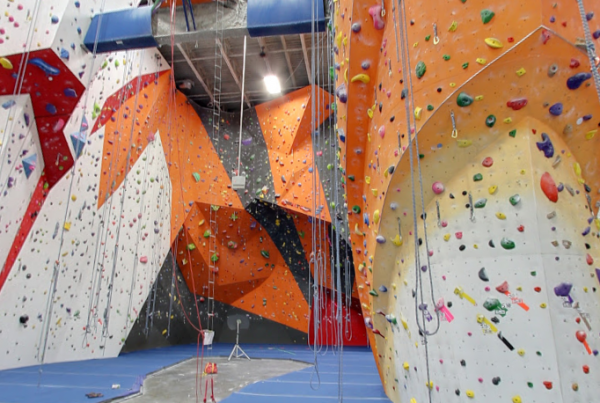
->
[391, 234, 403, 246]
[567, 72, 592, 90]
[414, 107, 422, 120]
[376, 235, 386, 244]
[369, 289, 379, 297]
[0, 57, 13, 69]
[476, 58, 487, 65]
[506, 98, 528, 110]
[496, 212, 506, 220]
[351, 73, 370, 83]
[351, 22, 361, 33]
[484, 38, 503, 48]
[28, 58, 60, 75]
[432, 181, 445, 194]
[478, 268, 489, 282]
[448, 21, 458, 31]
[260, 250, 270, 259]
[509, 194, 521, 205]
[488, 185, 498, 194]
[473, 173, 483, 181]
[352, 205, 361, 214]
[465, 390, 475, 398]
[374, 210, 380, 224]
[192, 172, 201, 182]
[368, 5, 385, 30]
[485, 115, 496, 127]
[416, 61, 426, 79]
[500, 238, 515, 250]
[536, 133, 554, 158]
[474, 198, 487, 208]
[457, 139, 472, 147]
[540, 172, 559, 202]
[516, 67, 526, 76]
[336, 83, 348, 103]
[549, 103, 563, 116]
[457, 92, 474, 107]
[480, 9, 495, 24]
[482, 157, 493, 167]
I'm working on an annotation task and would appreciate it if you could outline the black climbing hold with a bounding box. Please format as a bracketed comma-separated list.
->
[459, 245, 466, 251]
[584, 183, 591, 193]
[491, 316, 500, 324]
[460, 360, 466, 366]
[489, 240, 495, 248]
[390, 115, 395, 122]
[449, 193, 455, 199]
[492, 377, 501, 385]
[447, 301, 452, 308]
[418, 238, 423, 246]
[19, 315, 29, 324]
[478, 267, 489, 282]
[455, 389, 460, 396]
[462, 191, 467, 196]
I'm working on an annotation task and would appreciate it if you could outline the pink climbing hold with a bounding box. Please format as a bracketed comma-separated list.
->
[432, 181, 445, 194]
[378, 125, 385, 138]
[482, 157, 493, 167]
[140, 256, 148, 264]
[368, 5, 385, 30]
[586, 253, 593, 265]
[540, 172, 558, 202]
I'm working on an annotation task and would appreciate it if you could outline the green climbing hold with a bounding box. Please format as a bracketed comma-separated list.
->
[369, 289, 379, 297]
[456, 92, 474, 107]
[416, 61, 427, 79]
[192, 172, 201, 182]
[203, 230, 211, 238]
[473, 173, 483, 181]
[485, 115, 496, 127]
[187, 243, 196, 251]
[530, 271, 537, 276]
[509, 194, 521, 206]
[474, 198, 487, 208]
[425, 35, 431, 41]
[261, 250, 270, 259]
[210, 253, 219, 262]
[509, 129, 517, 138]
[462, 62, 469, 69]
[352, 205, 361, 214]
[348, 175, 355, 181]
[500, 237, 516, 250]
[527, 382, 534, 388]
[443, 54, 451, 61]
[427, 104, 434, 111]
[481, 9, 495, 24]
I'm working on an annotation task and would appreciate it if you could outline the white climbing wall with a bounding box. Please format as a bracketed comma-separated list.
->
[0, 126, 171, 370]
[0, 95, 44, 271]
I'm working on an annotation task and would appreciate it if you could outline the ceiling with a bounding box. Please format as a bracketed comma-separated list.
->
[156, 2, 333, 111]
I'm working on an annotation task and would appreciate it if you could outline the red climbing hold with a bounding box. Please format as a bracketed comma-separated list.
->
[482, 157, 493, 167]
[534, 287, 542, 292]
[506, 98, 528, 110]
[586, 253, 593, 265]
[543, 381, 553, 390]
[570, 58, 580, 68]
[517, 225, 525, 232]
[540, 172, 558, 202]
[583, 365, 590, 374]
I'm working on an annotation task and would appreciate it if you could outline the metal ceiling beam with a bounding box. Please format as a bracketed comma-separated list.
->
[299, 34, 312, 85]
[216, 38, 252, 108]
[169, 46, 307, 64]
[256, 37, 272, 73]
[153, 2, 248, 46]
[280, 36, 297, 87]
[176, 43, 214, 104]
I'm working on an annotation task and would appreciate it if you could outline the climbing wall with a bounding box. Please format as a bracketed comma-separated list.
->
[333, 0, 600, 401]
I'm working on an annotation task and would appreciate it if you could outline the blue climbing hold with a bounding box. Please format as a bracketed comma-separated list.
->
[536, 133, 554, 158]
[22, 154, 37, 178]
[45, 103, 57, 115]
[549, 102, 563, 116]
[59, 48, 70, 60]
[28, 58, 60, 75]
[2, 99, 16, 109]
[71, 131, 87, 157]
[64, 88, 77, 98]
[566, 72, 592, 90]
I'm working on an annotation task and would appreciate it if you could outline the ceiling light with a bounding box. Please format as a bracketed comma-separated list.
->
[264, 75, 281, 94]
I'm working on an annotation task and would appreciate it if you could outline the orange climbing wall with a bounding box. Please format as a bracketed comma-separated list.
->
[335, 0, 600, 401]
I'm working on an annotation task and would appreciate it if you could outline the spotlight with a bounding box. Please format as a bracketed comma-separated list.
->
[264, 75, 281, 94]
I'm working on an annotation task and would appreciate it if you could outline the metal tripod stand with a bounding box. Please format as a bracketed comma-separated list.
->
[228, 319, 250, 361]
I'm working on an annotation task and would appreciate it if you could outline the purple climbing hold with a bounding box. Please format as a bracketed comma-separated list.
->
[351, 23, 361, 33]
[376, 235, 386, 244]
[24, 113, 30, 127]
[549, 102, 563, 116]
[595, 268, 600, 285]
[241, 138, 252, 146]
[64, 88, 77, 98]
[567, 72, 592, 90]
[7, 177, 14, 188]
[536, 133, 554, 158]
[594, 30, 600, 40]
[554, 282, 573, 303]
[361, 60, 371, 70]
[336, 83, 348, 103]
[582, 226, 591, 236]
[46, 103, 57, 115]
[557, 182, 564, 192]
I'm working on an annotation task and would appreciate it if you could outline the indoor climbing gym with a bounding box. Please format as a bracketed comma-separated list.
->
[0, 0, 599, 402]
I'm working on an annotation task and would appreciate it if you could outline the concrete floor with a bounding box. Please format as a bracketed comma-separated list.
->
[114, 356, 311, 403]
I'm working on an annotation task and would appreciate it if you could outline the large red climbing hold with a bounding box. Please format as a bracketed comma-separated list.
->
[540, 172, 558, 202]
[507, 98, 528, 110]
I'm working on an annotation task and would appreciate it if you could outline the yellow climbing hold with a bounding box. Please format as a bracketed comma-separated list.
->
[489, 185, 498, 194]
[344, 69, 348, 82]
[391, 283, 397, 290]
[512, 396, 522, 403]
[372, 189, 378, 197]
[403, 362, 410, 370]
[449, 21, 458, 31]
[199, 219, 205, 226]
[373, 210, 380, 224]
[449, 82, 456, 87]
[444, 234, 451, 241]
[414, 106, 422, 120]
[342, 37, 348, 47]
[517, 349, 526, 356]
[475, 95, 484, 101]
[367, 108, 374, 118]
[392, 234, 403, 246]
[585, 129, 597, 140]
[476, 58, 487, 65]
[457, 139, 472, 148]
[574, 162, 582, 176]
[0, 57, 13, 69]
[504, 117, 513, 124]
[540, 303, 547, 308]
[64, 222, 71, 231]
[496, 212, 507, 220]
[354, 224, 364, 236]
[351, 73, 370, 84]
[365, 176, 371, 184]
[426, 381, 433, 389]
[413, 42, 419, 48]
[485, 38, 503, 48]
[516, 67, 527, 76]
[466, 390, 475, 398]
[336, 32, 342, 48]
[410, 399, 417, 403]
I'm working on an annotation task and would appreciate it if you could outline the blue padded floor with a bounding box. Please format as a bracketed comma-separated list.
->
[0, 344, 390, 403]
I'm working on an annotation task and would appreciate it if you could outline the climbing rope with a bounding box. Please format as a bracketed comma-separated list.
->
[397, 0, 440, 401]
[575, 0, 600, 103]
